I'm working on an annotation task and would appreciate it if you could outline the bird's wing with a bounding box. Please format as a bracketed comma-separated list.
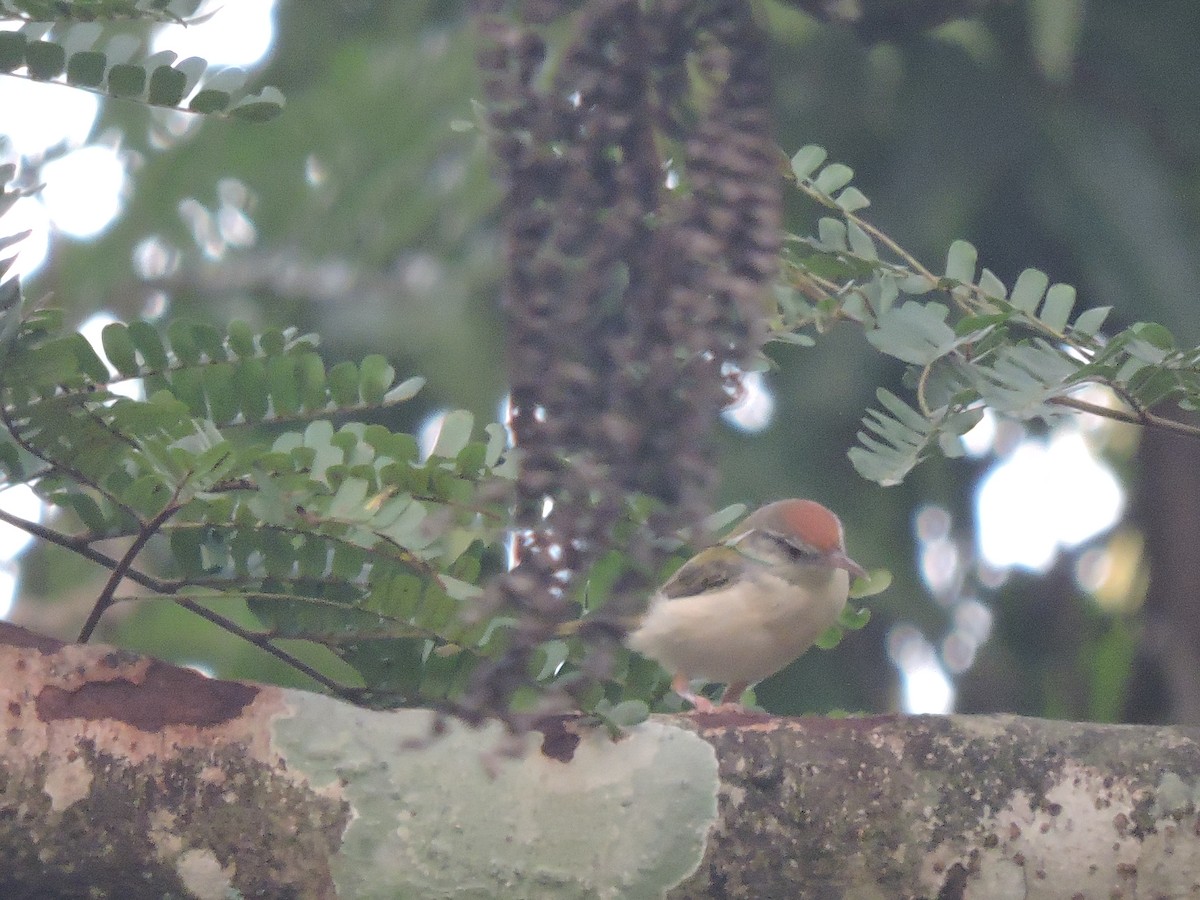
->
[658, 546, 743, 599]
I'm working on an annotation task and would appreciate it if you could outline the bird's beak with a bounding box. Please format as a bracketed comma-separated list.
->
[828, 551, 868, 581]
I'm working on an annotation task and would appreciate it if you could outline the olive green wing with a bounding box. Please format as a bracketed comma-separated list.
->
[658, 547, 744, 599]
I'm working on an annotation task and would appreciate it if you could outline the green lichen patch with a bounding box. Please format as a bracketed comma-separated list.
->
[271, 696, 720, 899]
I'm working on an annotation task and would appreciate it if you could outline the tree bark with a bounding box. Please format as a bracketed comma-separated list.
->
[1126, 424, 1200, 725]
[3, 620, 1200, 899]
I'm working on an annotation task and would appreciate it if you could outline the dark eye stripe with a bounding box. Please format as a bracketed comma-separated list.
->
[767, 531, 821, 562]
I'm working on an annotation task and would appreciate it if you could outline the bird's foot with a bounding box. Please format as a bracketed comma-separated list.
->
[684, 694, 718, 713]
[672, 674, 718, 713]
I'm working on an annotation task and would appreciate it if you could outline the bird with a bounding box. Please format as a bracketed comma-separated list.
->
[625, 498, 866, 712]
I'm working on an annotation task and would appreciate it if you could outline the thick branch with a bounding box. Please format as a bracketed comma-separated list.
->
[2, 621, 1199, 898]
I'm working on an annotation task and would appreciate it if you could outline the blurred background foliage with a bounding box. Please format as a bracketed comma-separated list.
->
[8, 0, 1200, 723]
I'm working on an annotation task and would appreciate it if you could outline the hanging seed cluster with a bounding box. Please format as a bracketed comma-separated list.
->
[465, 0, 781, 725]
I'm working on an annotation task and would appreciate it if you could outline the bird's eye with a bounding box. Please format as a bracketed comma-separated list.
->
[767, 532, 821, 562]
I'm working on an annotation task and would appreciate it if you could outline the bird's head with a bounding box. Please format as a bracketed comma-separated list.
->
[730, 499, 866, 580]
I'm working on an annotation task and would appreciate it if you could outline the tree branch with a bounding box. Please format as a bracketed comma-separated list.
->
[1049, 393, 1200, 439]
[3, 621, 1200, 898]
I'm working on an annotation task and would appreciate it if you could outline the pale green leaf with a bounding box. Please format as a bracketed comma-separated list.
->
[814, 625, 844, 650]
[1010, 268, 1049, 314]
[835, 186, 871, 213]
[384, 375, 425, 404]
[432, 410, 473, 458]
[944, 239, 977, 283]
[898, 273, 936, 295]
[876, 388, 931, 433]
[866, 302, 957, 365]
[790, 144, 827, 181]
[977, 268, 1007, 300]
[483, 422, 508, 468]
[846, 220, 877, 260]
[813, 163, 854, 195]
[816, 217, 847, 251]
[837, 605, 871, 630]
[849, 568, 892, 599]
[329, 476, 372, 520]
[1070, 305, 1111, 338]
[1039, 283, 1076, 332]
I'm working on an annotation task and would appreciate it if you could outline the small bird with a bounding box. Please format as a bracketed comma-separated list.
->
[626, 499, 866, 712]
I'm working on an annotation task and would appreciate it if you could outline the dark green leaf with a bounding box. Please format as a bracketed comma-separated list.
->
[233, 356, 269, 423]
[107, 62, 147, 97]
[203, 362, 238, 424]
[230, 100, 284, 122]
[25, 40, 66, 80]
[359, 354, 394, 405]
[147, 64, 187, 106]
[66, 49, 106, 86]
[169, 367, 207, 417]
[169, 528, 206, 575]
[339, 638, 426, 696]
[67, 333, 112, 383]
[128, 321, 169, 370]
[122, 473, 171, 517]
[167, 319, 200, 365]
[0, 31, 27, 72]
[328, 361, 359, 407]
[188, 88, 231, 113]
[296, 535, 330, 578]
[191, 322, 227, 362]
[331, 543, 366, 580]
[261, 530, 297, 577]
[101, 322, 139, 376]
[59, 491, 109, 534]
[296, 352, 328, 409]
[266, 355, 300, 416]
[226, 320, 256, 357]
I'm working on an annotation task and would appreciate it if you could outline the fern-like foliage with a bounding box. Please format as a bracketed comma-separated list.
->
[0, 152, 541, 705]
[781, 144, 1200, 486]
[2, 0, 194, 24]
[0, 299, 531, 704]
[0, 4, 283, 119]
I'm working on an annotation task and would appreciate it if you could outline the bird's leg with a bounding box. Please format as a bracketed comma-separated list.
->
[718, 682, 749, 708]
[672, 673, 715, 713]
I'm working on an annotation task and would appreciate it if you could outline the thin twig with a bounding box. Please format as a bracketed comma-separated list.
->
[167, 596, 367, 701]
[0, 505, 371, 700]
[1048, 394, 1200, 439]
[77, 494, 182, 643]
[113, 589, 431, 636]
[0, 401, 141, 522]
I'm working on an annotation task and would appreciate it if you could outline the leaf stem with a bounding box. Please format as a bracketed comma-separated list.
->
[1048, 393, 1200, 439]
[77, 494, 181, 643]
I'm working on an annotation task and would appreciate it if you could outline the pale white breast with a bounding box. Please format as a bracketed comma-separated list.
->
[626, 568, 849, 686]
